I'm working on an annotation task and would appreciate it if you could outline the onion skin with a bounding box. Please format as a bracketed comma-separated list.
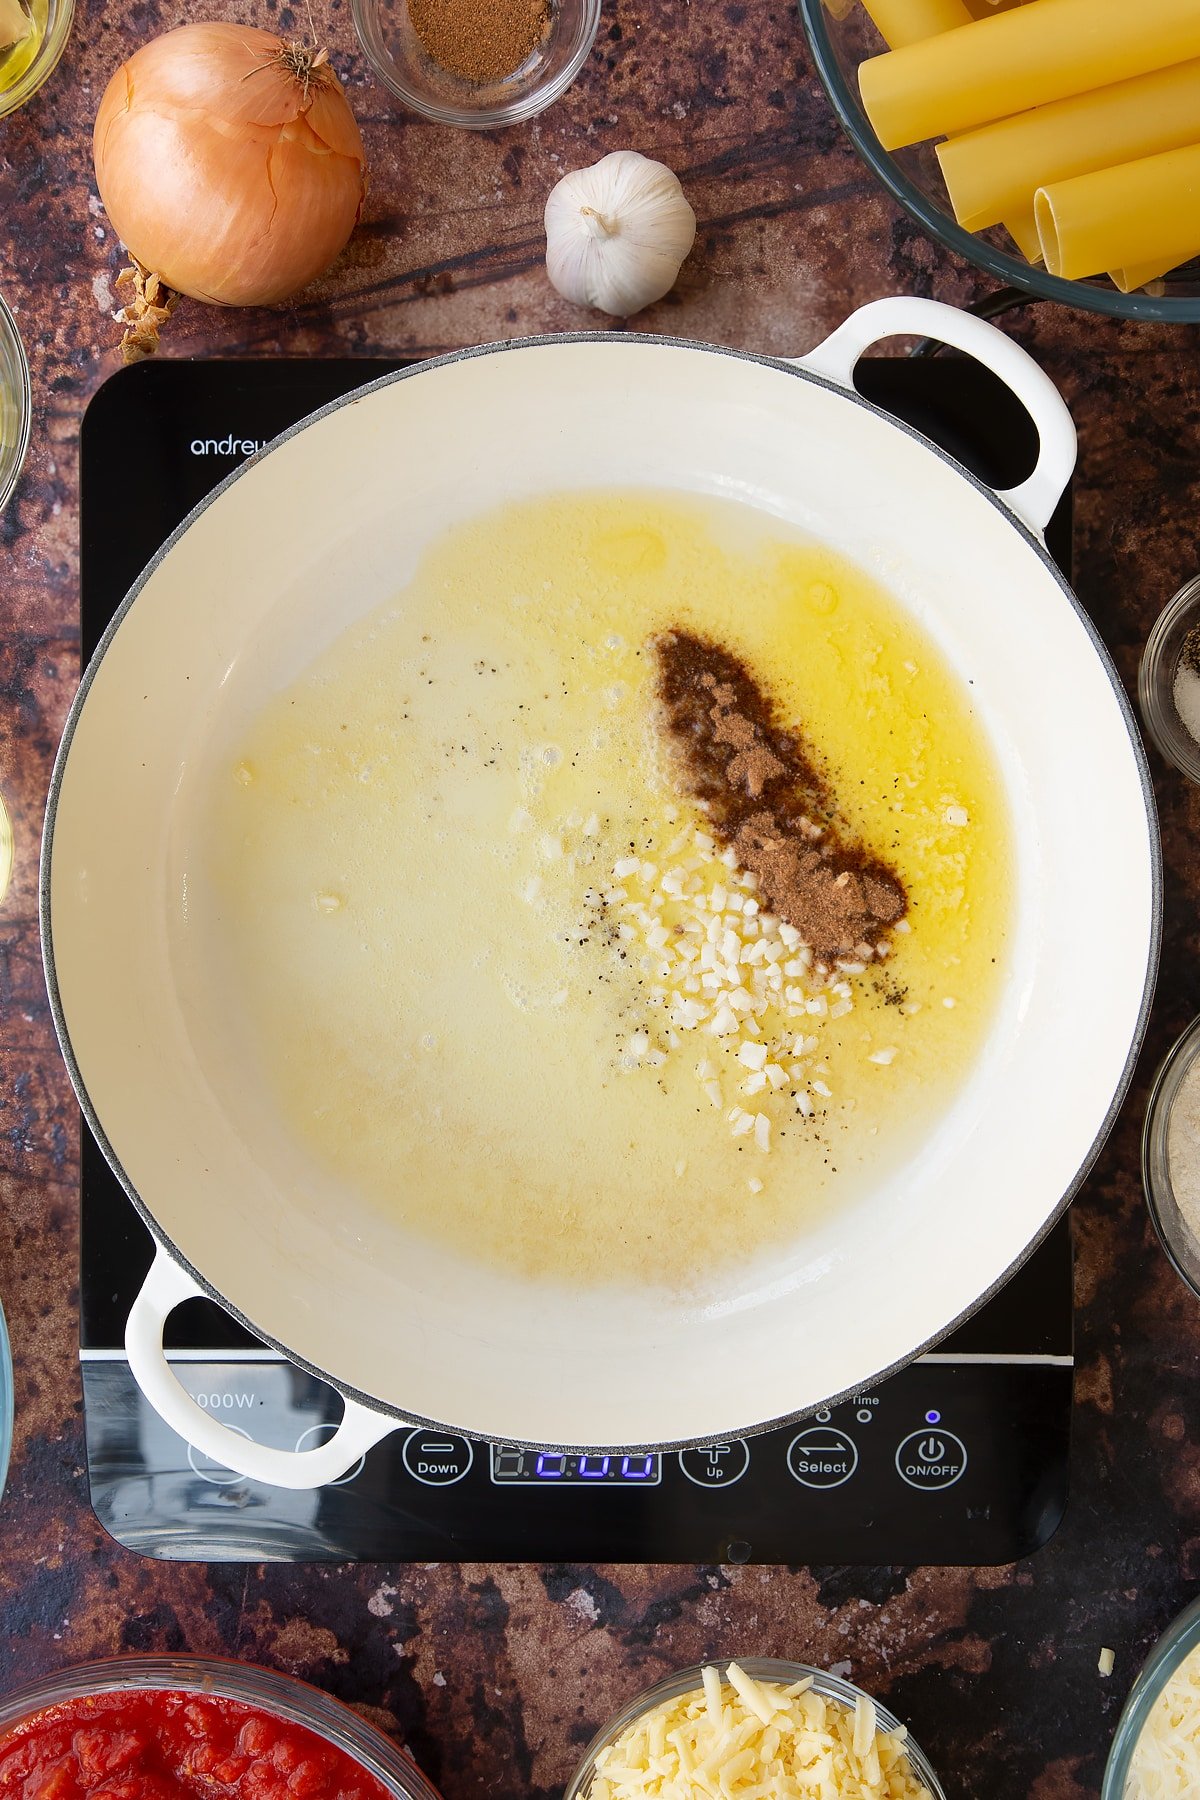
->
[94, 23, 368, 308]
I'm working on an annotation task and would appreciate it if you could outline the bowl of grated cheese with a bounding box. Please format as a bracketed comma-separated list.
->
[1103, 1600, 1200, 1800]
[563, 1659, 945, 1800]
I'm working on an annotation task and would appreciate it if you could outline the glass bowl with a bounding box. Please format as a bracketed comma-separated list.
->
[563, 1659, 946, 1800]
[1102, 1595, 1200, 1797]
[1142, 1014, 1200, 1302]
[795, 0, 1200, 322]
[0, 0, 74, 120]
[0, 290, 30, 516]
[351, 0, 601, 128]
[1139, 575, 1200, 784]
[0, 1658, 442, 1800]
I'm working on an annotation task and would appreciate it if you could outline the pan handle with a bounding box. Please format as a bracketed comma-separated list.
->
[125, 1246, 401, 1490]
[796, 296, 1077, 537]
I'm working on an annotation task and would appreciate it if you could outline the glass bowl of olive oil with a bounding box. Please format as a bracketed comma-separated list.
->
[0, 291, 30, 516]
[0, 0, 73, 119]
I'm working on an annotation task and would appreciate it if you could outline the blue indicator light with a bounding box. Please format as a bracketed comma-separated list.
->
[925, 1409, 941, 1425]
[536, 1453, 566, 1478]
[621, 1455, 654, 1480]
[579, 1455, 610, 1479]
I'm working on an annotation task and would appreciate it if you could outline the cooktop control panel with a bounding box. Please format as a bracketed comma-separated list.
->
[86, 1339, 1072, 1562]
[81, 1330, 1071, 1564]
[79, 355, 1074, 1567]
[81, 1118, 1072, 1566]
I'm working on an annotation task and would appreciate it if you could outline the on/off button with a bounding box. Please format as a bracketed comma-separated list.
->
[895, 1428, 967, 1491]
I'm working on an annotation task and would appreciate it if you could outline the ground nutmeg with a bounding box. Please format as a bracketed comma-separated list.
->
[653, 628, 908, 963]
[409, 0, 552, 85]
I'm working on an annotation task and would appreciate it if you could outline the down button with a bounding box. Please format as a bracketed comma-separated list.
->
[402, 1429, 475, 1486]
[895, 1428, 967, 1491]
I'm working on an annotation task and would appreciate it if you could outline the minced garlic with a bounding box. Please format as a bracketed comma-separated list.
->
[581, 823, 866, 1145]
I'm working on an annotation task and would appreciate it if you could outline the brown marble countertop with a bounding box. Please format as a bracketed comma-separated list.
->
[3, 2, 1200, 1796]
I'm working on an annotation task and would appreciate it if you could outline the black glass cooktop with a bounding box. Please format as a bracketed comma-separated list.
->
[78, 352, 1074, 1565]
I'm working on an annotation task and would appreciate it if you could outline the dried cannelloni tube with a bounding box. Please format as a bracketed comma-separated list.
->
[936, 59, 1200, 232]
[860, 0, 1200, 152]
[1034, 140, 1200, 280]
[992, 207, 1039, 260]
[1110, 250, 1200, 294]
[833, 0, 1037, 256]
[836, 0, 1028, 48]
[860, 0, 972, 50]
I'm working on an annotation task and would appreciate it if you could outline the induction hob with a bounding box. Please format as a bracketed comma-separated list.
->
[78, 352, 1075, 1565]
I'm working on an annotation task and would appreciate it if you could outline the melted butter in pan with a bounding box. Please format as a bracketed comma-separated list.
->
[185, 491, 1013, 1291]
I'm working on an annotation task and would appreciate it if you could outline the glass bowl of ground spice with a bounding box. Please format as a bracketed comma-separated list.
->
[351, 0, 600, 128]
[1143, 1016, 1200, 1303]
[1139, 575, 1200, 785]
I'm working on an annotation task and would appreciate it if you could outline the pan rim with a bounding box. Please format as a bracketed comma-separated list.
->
[43, 331, 1161, 1452]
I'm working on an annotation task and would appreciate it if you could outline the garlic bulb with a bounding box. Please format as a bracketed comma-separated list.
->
[544, 151, 697, 318]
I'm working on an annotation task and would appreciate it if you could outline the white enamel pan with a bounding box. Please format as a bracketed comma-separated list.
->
[42, 298, 1159, 1488]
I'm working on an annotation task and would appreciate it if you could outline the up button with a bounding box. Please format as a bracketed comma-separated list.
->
[895, 1428, 967, 1491]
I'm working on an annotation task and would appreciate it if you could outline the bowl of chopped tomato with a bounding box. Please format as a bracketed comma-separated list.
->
[0, 1658, 442, 1800]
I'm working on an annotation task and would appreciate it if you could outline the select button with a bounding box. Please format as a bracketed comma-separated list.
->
[402, 1429, 474, 1486]
[786, 1426, 858, 1489]
[895, 1429, 967, 1491]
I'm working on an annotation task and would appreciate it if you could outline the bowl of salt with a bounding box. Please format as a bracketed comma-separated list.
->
[1143, 1016, 1200, 1301]
[1139, 575, 1200, 784]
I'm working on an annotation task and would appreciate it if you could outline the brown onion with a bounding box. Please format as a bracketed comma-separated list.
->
[93, 22, 368, 308]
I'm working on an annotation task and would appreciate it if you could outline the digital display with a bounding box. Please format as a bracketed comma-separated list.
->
[490, 1448, 662, 1486]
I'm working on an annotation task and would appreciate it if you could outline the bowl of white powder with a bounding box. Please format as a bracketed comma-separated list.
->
[1139, 576, 1200, 785]
[1143, 1016, 1200, 1301]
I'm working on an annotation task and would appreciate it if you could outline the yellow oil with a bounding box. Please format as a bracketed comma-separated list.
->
[193, 490, 1013, 1291]
[0, 0, 46, 93]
